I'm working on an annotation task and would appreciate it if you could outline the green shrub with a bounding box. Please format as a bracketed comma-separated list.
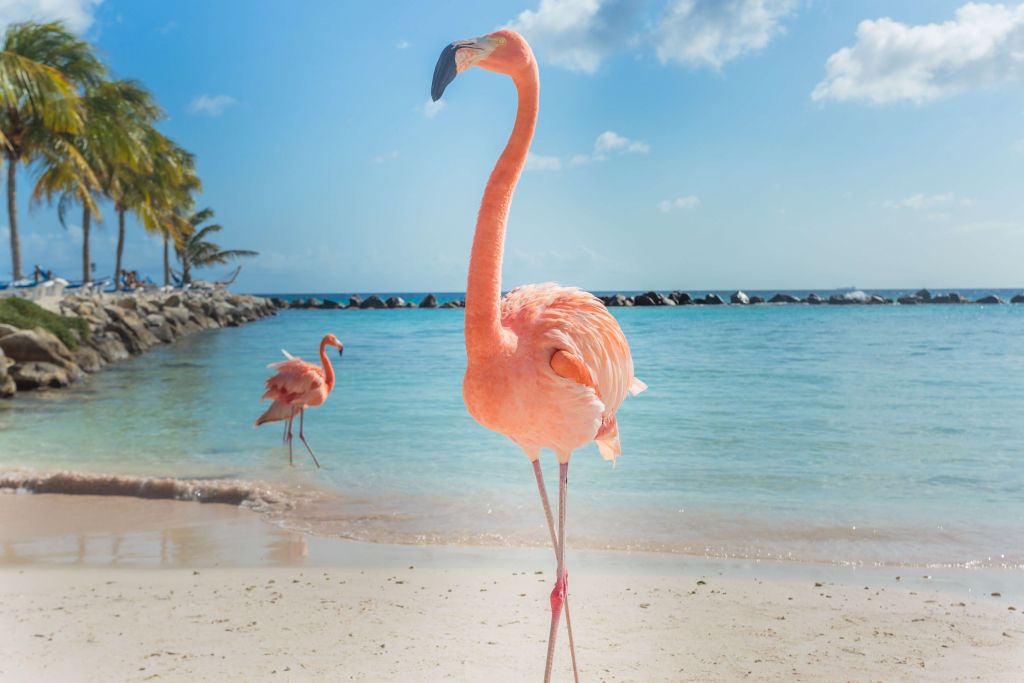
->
[0, 298, 90, 350]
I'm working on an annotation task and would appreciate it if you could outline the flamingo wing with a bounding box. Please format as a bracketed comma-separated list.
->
[262, 358, 326, 406]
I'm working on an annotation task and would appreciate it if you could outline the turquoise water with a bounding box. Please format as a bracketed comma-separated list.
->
[2, 300, 1022, 568]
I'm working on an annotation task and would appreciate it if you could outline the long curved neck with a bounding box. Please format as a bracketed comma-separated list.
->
[319, 340, 335, 391]
[465, 62, 539, 361]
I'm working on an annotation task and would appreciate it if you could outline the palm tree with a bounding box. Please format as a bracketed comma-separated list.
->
[32, 79, 154, 282]
[0, 21, 104, 280]
[141, 142, 200, 286]
[177, 209, 257, 285]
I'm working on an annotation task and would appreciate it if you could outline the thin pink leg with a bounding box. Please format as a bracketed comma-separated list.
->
[297, 409, 321, 469]
[534, 460, 579, 683]
[286, 413, 295, 465]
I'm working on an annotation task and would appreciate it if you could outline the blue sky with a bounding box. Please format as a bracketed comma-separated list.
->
[2, 0, 1023, 292]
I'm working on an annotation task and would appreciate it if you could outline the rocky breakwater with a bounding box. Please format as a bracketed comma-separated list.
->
[0, 291, 277, 398]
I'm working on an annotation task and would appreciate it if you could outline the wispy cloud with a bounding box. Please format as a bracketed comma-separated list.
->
[422, 98, 446, 118]
[373, 150, 399, 164]
[525, 153, 563, 171]
[882, 193, 971, 210]
[813, 3, 1024, 105]
[396, 40, 412, 49]
[188, 94, 236, 117]
[658, 195, 700, 212]
[509, 0, 796, 73]
[653, 0, 796, 69]
[0, 0, 102, 34]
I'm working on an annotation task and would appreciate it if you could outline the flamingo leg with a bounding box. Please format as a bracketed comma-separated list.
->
[286, 413, 295, 465]
[534, 460, 579, 683]
[297, 409, 321, 469]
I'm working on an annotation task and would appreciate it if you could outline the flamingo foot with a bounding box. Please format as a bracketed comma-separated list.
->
[298, 434, 321, 469]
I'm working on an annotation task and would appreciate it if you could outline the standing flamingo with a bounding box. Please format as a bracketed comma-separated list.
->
[255, 333, 344, 468]
[431, 30, 646, 682]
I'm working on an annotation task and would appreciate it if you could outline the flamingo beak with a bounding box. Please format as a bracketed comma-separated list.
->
[337, 343, 344, 358]
[431, 37, 489, 101]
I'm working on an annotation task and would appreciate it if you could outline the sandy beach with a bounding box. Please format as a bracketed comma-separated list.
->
[1, 494, 1021, 682]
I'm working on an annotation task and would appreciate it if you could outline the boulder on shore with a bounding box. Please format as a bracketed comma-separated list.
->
[914, 288, 932, 302]
[9, 361, 76, 390]
[932, 292, 967, 304]
[975, 295, 1004, 305]
[0, 328, 78, 370]
[768, 293, 800, 304]
[669, 291, 693, 305]
[805, 293, 824, 305]
[1011, 293, 1024, 304]
[0, 349, 14, 398]
[730, 290, 749, 305]
[749, 295, 765, 304]
[360, 295, 386, 309]
[385, 296, 406, 309]
[347, 295, 363, 309]
[702, 293, 725, 305]
[319, 299, 343, 309]
[419, 294, 438, 309]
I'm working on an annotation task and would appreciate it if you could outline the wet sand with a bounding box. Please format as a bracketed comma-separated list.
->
[1, 494, 1022, 681]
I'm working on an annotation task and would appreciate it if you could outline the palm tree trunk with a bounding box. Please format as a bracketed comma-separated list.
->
[162, 233, 170, 287]
[82, 205, 92, 283]
[182, 252, 190, 285]
[114, 207, 126, 290]
[6, 154, 22, 281]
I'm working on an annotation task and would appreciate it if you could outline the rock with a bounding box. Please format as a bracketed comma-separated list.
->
[0, 349, 14, 398]
[270, 297, 288, 309]
[360, 295, 386, 309]
[749, 295, 765, 304]
[914, 288, 932, 302]
[88, 332, 130, 364]
[73, 346, 104, 372]
[419, 294, 438, 309]
[868, 295, 890, 305]
[117, 296, 138, 311]
[144, 314, 175, 343]
[347, 295, 363, 309]
[163, 294, 182, 308]
[669, 291, 693, 305]
[0, 323, 20, 339]
[319, 299, 343, 309]
[975, 295, 1004, 305]
[9, 361, 75, 390]
[306, 298, 323, 309]
[104, 306, 159, 353]
[730, 290, 750, 305]
[633, 293, 657, 306]
[0, 328, 77, 369]
[289, 298, 306, 309]
[897, 296, 920, 305]
[604, 293, 633, 307]
[932, 292, 967, 304]
[386, 296, 406, 309]
[768, 293, 800, 304]
[440, 300, 461, 309]
[1012, 293, 1024, 304]
[805, 293, 823, 305]
[702, 293, 725, 305]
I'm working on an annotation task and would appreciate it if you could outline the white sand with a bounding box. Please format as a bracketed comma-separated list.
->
[0, 494, 1021, 682]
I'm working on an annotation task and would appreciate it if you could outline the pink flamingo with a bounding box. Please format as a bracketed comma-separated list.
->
[431, 30, 646, 682]
[254, 333, 344, 468]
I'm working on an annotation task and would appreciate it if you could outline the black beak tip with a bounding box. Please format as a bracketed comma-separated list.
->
[431, 43, 459, 102]
[338, 347, 344, 357]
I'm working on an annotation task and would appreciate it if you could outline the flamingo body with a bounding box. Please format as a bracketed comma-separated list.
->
[464, 282, 645, 463]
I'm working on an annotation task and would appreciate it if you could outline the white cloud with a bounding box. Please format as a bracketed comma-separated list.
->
[0, 0, 102, 34]
[658, 195, 700, 212]
[422, 98, 446, 118]
[396, 40, 412, 49]
[187, 94, 236, 117]
[654, 0, 795, 68]
[507, 0, 645, 74]
[882, 193, 972, 210]
[593, 130, 649, 155]
[812, 3, 1024, 105]
[525, 152, 563, 171]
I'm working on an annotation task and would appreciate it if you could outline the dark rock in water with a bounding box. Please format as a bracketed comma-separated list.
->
[669, 291, 693, 305]
[0, 349, 15, 398]
[633, 293, 657, 306]
[306, 298, 323, 309]
[702, 293, 725, 305]
[828, 294, 851, 305]
[914, 288, 932, 302]
[805, 293, 823, 305]
[347, 295, 363, 309]
[419, 294, 438, 308]
[1012, 293, 1024, 304]
[270, 297, 288, 309]
[730, 290, 750, 305]
[975, 295, 1004, 304]
[897, 296, 920, 305]
[604, 294, 629, 307]
[439, 300, 461, 309]
[768, 293, 800, 304]
[73, 346, 103, 373]
[749, 295, 765, 304]
[868, 295, 891, 305]
[289, 298, 308, 309]
[360, 295, 386, 309]
[386, 296, 406, 309]
[932, 292, 967, 304]
[319, 299, 343, 309]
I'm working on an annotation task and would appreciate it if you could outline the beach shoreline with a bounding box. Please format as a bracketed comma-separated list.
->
[1, 493, 1021, 682]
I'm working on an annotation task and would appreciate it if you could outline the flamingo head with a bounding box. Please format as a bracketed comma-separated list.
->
[431, 30, 534, 101]
[322, 333, 344, 357]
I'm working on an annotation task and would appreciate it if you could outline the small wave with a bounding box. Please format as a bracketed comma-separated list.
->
[0, 469, 306, 511]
